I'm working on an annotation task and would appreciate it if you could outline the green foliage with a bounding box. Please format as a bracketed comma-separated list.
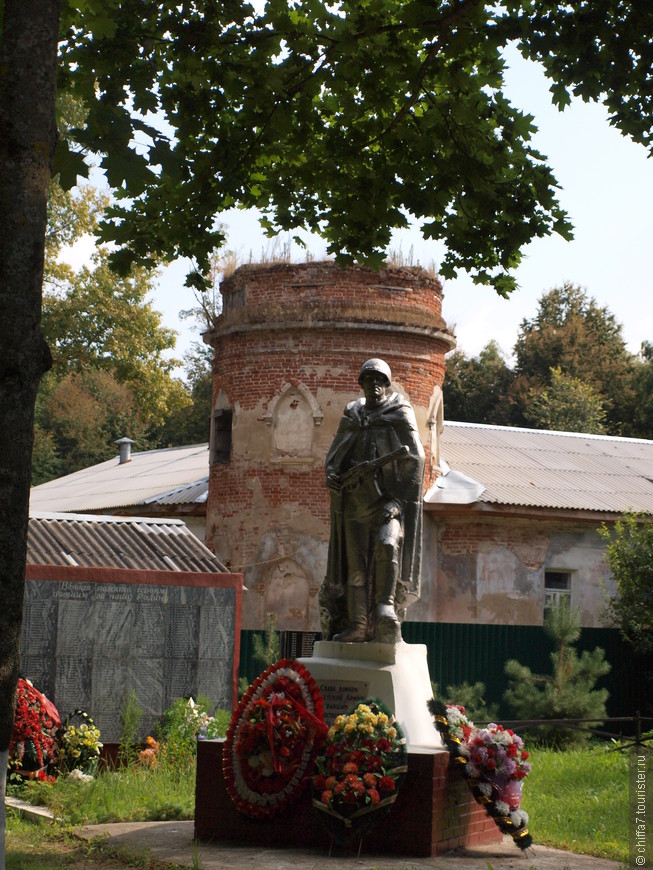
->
[157, 696, 229, 767]
[252, 612, 281, 670]
[503, 602, 611, 746]
[503, 0, 653, 155]
[239, 612, 281, 697]
[32, 369, 156, 484]
[512, 283, 636, 433]
[445, 283, 648, 437]
[443, 340, 514, 425]
[32, 150, 192, 482]
[154, 343, 213, 447]
[627, 341, 653, 438]
[523, 366, 606, 433]
[54, 0, 641, 294]
[117, 690, 143, 767]
[600, 512, 653, 657]
[431, 680, 499, 722]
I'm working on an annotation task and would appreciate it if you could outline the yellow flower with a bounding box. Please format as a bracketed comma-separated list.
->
[377, 713, 389, 725]
[387, 727, 397, 739]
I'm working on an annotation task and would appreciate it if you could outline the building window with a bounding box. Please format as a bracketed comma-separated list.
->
[544, 570, 572, 612]
[212, 409, 233, 464]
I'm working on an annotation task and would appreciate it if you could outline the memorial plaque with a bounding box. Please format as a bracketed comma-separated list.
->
[131, 604, 166, 657]
[21, 575, 239, 743]
[317, 679, 370, 722]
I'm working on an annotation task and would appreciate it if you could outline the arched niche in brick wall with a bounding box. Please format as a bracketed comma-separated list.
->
[261, 381, 323, 463]
[263, 558, 310, 630]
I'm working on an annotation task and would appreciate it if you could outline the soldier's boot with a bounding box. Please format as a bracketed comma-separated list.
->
[333, 586, 369, 642]
[375, 560, 402, 644]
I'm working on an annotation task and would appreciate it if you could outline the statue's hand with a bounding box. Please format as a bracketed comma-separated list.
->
[326, 473, 342, 493]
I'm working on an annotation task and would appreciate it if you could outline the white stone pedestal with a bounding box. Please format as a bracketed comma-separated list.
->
[300, 640, 444, 751]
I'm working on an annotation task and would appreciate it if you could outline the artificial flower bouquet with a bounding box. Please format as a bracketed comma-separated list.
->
[312, 700, 407, 844]
[428, 699, 533, 850]
[9, 678, 61, 781]
[58, 710, 103, 775]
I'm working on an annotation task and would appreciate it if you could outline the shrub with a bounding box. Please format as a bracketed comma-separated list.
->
[117, 690, 143, 766]
[157, 697, 230, 767]
[431, 680, 499, 722]
[503, 602, 610, 746]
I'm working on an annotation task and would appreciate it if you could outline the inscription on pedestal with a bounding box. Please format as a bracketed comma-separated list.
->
[317, 680, 370, 722]
[21, 578, 237, 742]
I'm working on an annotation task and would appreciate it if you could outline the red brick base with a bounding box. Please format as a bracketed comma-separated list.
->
[195, 740, 502, 857]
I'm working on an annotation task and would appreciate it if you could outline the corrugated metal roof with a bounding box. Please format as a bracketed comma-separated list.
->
[29, 425, 653, 519]
[29, 444, 209, 513]
[28, 511, 227, 572]
[428, 422, 653, 514]
[142, 477, 208, 506]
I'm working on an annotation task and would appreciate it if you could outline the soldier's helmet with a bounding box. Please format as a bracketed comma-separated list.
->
[358, 358, 392, 386]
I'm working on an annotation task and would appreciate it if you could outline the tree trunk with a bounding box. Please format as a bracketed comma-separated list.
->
[0, 1, 59, 862]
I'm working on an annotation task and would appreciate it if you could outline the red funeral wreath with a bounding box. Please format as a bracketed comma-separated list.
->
[223, 659, 327, 818]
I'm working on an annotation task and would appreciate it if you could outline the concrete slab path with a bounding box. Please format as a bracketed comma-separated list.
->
[78, 821, 624, 870]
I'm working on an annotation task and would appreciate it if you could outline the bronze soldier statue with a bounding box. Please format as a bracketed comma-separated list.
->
[320, 359, 425, 644]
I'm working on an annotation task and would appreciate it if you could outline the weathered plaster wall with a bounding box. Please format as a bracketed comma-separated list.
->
[409, 515, 615, 627]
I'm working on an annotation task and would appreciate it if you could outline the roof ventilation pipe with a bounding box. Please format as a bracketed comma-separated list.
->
[115, 437, 135, 464]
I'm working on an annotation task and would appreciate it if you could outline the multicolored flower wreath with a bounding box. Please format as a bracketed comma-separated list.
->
[223, 659, 327, 818]
[312, 699, 407, 845]
[428, 698, 533, 851]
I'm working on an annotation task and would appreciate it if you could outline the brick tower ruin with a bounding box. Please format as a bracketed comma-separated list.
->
[204, 262, 456, 631]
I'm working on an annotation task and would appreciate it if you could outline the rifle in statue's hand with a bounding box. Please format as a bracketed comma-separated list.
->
[333, 445, 410, 494]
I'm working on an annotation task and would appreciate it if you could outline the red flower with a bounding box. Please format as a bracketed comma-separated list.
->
[379, 776, 395, 793]
[367, 788, 380, 805]
[486, 759, 496, 771]
[521, 751, 530, 760]
[363, 772, 378, 788]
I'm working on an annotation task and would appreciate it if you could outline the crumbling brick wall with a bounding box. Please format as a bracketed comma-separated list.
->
[204, 262, 454, 631]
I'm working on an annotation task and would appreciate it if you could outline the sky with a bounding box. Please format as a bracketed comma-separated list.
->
[71, 46, 653, 370]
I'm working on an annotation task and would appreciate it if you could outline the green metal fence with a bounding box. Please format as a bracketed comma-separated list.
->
[239, 622, 645, 726]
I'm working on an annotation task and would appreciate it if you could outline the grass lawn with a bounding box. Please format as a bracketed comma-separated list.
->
[5, 814, 173, 870]
[522, 745, 628, 863]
